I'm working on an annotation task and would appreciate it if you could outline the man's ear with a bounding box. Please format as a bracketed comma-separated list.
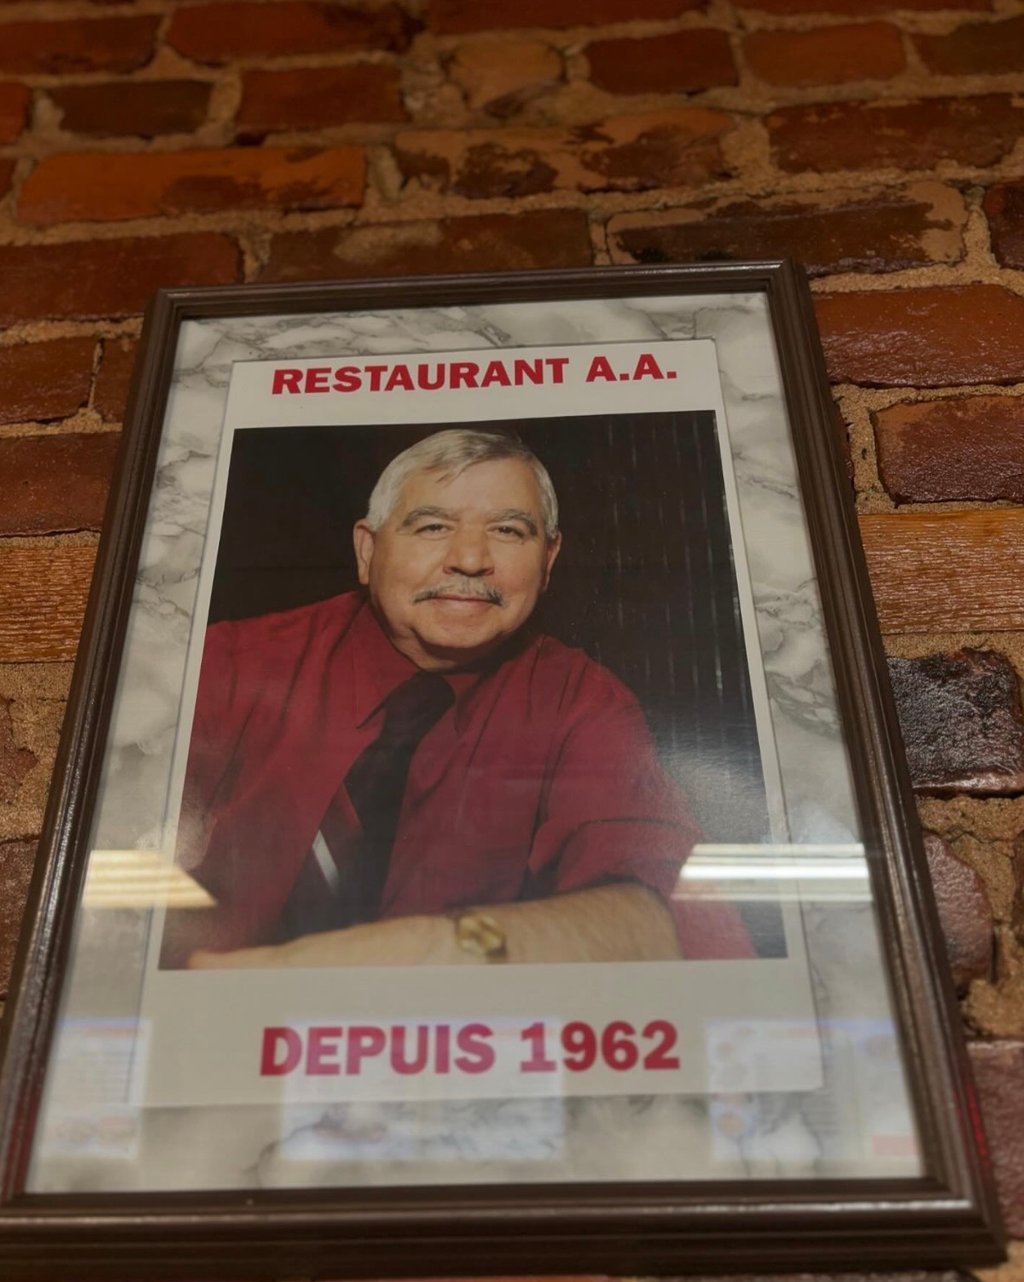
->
[542, 532, 562, 590]
[353, 521, 376, 586]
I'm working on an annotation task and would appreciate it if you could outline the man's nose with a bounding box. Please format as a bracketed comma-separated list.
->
[444, 527, 493, 576]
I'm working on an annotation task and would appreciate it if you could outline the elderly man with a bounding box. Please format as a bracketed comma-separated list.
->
[166, 428, 698, 969]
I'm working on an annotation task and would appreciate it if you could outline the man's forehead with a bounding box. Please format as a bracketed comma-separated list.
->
[393, 458, 543, 513]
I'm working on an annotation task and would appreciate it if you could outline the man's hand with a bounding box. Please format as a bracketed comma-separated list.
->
[187, 883, 680, 969]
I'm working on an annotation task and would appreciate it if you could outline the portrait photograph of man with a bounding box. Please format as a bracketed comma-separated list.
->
[160, 412, 774, 972]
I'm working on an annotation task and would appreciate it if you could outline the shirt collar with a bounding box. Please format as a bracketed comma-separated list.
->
[349, 598, 484, 729]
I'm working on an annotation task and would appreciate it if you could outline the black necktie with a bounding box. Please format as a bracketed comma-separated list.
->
[343, 671, 454, 922]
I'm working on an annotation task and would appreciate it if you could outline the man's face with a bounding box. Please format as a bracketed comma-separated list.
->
[353, 458, 561, 671]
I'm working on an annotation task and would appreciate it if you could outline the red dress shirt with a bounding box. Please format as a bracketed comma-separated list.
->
[165, 592, 698, 961]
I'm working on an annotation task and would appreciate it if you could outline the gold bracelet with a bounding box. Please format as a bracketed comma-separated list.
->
[451, 910, 508, 963]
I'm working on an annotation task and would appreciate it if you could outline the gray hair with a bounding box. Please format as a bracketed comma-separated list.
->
[365, 429, 559, 539]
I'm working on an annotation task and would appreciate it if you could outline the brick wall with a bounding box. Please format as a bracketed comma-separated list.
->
[1, 0, 1024, 1276]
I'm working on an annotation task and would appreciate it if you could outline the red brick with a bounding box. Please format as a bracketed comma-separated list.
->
[815, 285, 1024, 387]
[0, 338, 95, 427]
[0, 840, 36, 1000]
[168, 2, 418, 63]
[741, 0, 989, 11]
[587, 29, 736, 96]
[49, 80, 212, 138]
[0, 15, 158, 75]
[984, 181, 1024, 269]
[261, 210, 593, 281]
[923, 833, 993, 993]
[20, 146, 364, 225]
[93, 336, 138, 422]
[431, 0, 702, 32]
[917, 15, 1024, 76]
[239, 65, 405, 133]
[0, 234, 240, 326]
[745, 23, 904, 86]
[969, 1041, 1024, 1235]
[873, 396, 1024, 504]
[449, 40, 562, 117]
[887, 651, 1024, 795]
[608, 185, 964, 277]
[769, 95, 1024, 173]
[395, 109, 731, 198]
[0, 81, 29, 143]
[0, 433, 120, 536]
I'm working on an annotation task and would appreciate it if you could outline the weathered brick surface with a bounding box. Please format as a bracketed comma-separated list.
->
[745, 22, 904, 86]
[395, 109, 732, 198]
[0, 840, 36, 1001]
[969, 1040, 1024, 1235]
[448, 40, 562, 116]
[20, 147, 365, 225]
[923, 833, 993, 993]
[984, 181, 1024, 270]
[741, 0, 989, 10]
[93, 337, 139, 422]
[239, 65, 406, 133]
[0, 234, 240, 325]
[0, 339, 95, 427]
[916, 16, 1024, 77]
[0, 434, 120, 536]
[586, 29, 737, 96]
[261, 209, 593, 280]
[874, 397, 1024, 504]
[608, 185, 964, 276]
[816, 285, 1024, 387]
[769, 96, 1024, 173]
[168, 2, 419, 63]
[0, 15, 159, 75]
[430, 0, 703, 34]
[0, 81, 29, 143]
[49, 80, 212, 138]
[887, 650, 1024, 795]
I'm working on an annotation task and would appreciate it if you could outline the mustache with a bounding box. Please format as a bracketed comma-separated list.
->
[413, 581, 505, 606]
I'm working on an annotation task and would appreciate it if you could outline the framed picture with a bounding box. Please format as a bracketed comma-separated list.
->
[0, 263, 1003, 1277]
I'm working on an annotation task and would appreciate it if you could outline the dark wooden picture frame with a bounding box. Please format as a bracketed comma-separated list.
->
[0, 263, 1005, 1279]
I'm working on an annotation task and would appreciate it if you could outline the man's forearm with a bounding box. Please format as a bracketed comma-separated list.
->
[189, 883, 681, 969]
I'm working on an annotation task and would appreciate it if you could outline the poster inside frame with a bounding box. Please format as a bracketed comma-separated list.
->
[0, 263, 1003, 1278]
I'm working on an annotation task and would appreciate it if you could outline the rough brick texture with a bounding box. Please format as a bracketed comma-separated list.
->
[0, 15, 159, 75]
[745, 23, 905, 86]
[923, 833, 993, 992]
[984, 182, 1024, 269]
[449, 40, 562, 116]
[969, 1041, 1024, 1235]
[93, 337, 139, 422]
[239, 65, 406, 132]
[429, 0, 703, 34]
[0, 82, 29, 144]
[916, 16, 1024, 77]
[20, 147, 365, 224]
[0, 235, 240, 325]
[0, 841, 36, 1001]
[816, 285, 1024, 386]
[586, 30, 737, 96]
[49, 80, 213, 138]
[887, 651, 1024, 795]
[0, 434, 120, 536]
[395, 109, 732, 198]
[262, 209, 593, 281]
[0, 339, 95, 426]
[874, 397, 1024, 504]
[769, 96, 1024, 173]
[609, 185, 964, 276]
[168, 2, 419, 62]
